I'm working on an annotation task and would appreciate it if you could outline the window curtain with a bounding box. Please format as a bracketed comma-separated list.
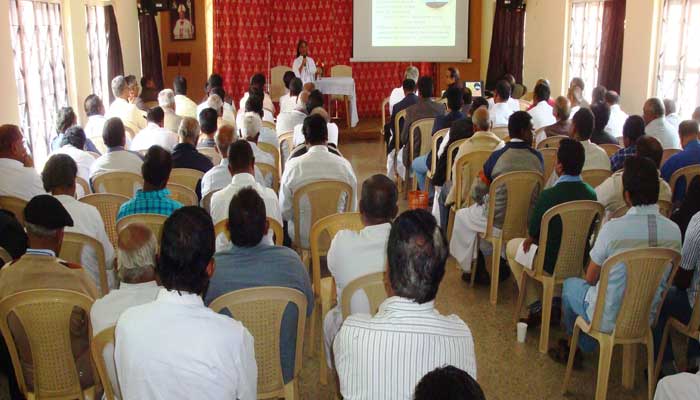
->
[485, 0, 526, 89]
[597, 0, 626, 92]
[105, 5, 123, 103]
[139, 13, 164, 90]
[86, 5, 109, 99]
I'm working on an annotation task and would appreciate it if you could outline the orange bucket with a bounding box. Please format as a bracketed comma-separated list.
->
[408, 190, 429, 210]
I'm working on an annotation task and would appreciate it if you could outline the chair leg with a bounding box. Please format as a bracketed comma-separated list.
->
[307, 298, 319, 357]
[654, 322, 672, 379]
[562, 324, 581, 394]
[622, 343, 637, 389]
[646, 331, 657, 400]
[470, 237, 479, 287]
[447, 208, 456, 242]
[489, 237, 502, 305]
[513, 272, 528, 323]
[539, 280, 555, 354]
[595, 335, 614, 400]
[284, 379, 296, 400]
[344, 97, 350, 128]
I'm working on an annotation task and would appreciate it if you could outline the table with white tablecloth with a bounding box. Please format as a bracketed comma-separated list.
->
[313, 77, 359, 127]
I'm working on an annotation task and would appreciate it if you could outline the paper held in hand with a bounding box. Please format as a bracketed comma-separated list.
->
[515, 243, 538, 270]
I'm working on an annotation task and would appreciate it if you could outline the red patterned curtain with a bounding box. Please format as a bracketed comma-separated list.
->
[213, 0, 435, 118]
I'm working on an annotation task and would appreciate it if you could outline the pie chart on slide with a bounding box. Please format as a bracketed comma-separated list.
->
[425, 0, 449, 8]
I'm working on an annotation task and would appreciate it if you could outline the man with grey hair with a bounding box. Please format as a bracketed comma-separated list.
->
[644, 97, 681, 149]
[389, 66, 420, 112]
[541, 96, 572, 142]
[664, 98, 681, 132]
[91, 223, 161, 400]
[158, 89, 183, 133]
[172, 117, 214, 198]
[106, 75, 147, 133]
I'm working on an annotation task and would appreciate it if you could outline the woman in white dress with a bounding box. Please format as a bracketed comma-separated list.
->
[292, 39, 317, 86]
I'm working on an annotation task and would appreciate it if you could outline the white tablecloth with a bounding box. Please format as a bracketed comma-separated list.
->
[313, 77, 359, 127]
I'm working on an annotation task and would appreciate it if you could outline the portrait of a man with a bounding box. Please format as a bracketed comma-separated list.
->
[171, 1, 195, 41]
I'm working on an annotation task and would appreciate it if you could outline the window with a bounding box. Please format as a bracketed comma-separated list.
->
[86, 5, 109, 100]
[657, 0, 700, 119]
[567, 0, 605, 101]
[9, 0, 68, 166]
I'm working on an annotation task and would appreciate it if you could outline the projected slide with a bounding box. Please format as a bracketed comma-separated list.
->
[372, 0, 456, 47]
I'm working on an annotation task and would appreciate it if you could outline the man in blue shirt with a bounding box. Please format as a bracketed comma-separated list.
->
[609, 115, 645, 172]
[661, 120, 700, 201]
[117, 146, 182, 220]
[207, 187, 313, 384]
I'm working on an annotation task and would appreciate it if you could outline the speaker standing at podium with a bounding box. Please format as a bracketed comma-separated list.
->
[292, 39, 317, 86]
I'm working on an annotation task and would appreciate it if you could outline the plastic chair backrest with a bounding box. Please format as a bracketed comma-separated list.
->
[581, 169, 612, 188]
[428, 128, 450, 176]
[491, 126, 509, 140]
[485, 171, 544, 240]
[393, 109, 407, 156]
[0, 289, 94, 399]
[91, 136, 107, 154]
[536, 135, 567, 150]
[79, 194, 130, 249]
[658, 200, 672, 217]
[59, 232, 109, 296]
[166, 183, 198, 206]
[214, 217, 284, 246]
[257, 142, 280, 173]
[0, 196, 27, 226]
[75, 177, 91, 197]
[201, 189, 219, 213]
[198, 147, 222, 165]
[381, 97, 390, 132]
[116, 214, 167, 241]
[341, 272, 388, 319]
[661, 148, 681, 167]
[409, 118, 437, 162]
[453, 150, 492, 210]
[540, 148, 558, 183]
[669, 164, 700, 198]
[90, 326, 117, 400]
[330, 65, 352, 77]
[446, 138, 468, 182]
[0, 247, 11, 265]
[270, 65, 293, 101]
[169, 168, 204, 191]
[256, 163, 280, 193]
[209, 287, 307, 398]
[292, 180, 354, 250]
[600, 144, 622, 158]
[92, 172, 143, 198]
[278, 131, 295, 171]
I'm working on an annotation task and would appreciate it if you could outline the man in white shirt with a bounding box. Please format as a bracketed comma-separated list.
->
[280, 114, 358, 248]
[158, 89, 183, 134]
[528, 82, 556, 131]
[173, 75, 198, 119]
[665, 98, 681, 133]
[293, 106, 339, 147]
[280, 77, 303, 113]
[91, 223, 161, 400]
[89, 118, 144, 179]
[334, 209, 477, 400]
[239, 92, 279, 148]
[106, 75, 146, 134]
[42, 154, 115, 292]
[237, 90, 275, 132]
[0, 124, 45, 201]
[53, 126, 95, 184]
[130, 107, 178, 152]
[488, 80, 515, 127]
[115, 207, 256, 400]
[389, 66, 420, 113]
[603, 91, 628, 138]
[323, 175, 398, 368]
[241, 112, 275, 188]
[278, 71, 297, 112]
[83, 95, 107, 151]
[239, 73, 275, 114]
[201, 125, 235, 199]
[644, 97, 682, 149]
[655, 371, 700, 400]
[487, 79, 520, 114]
[210, 140, 282, 251]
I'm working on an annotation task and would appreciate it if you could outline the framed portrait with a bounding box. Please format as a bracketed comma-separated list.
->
[170, 0, 195, 41]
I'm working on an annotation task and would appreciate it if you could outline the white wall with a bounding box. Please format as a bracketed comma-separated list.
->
[0, 1, 20, 125]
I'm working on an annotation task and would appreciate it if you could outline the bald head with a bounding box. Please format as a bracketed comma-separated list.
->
[117, 223, 157, 283]
[360, 174, 399, 225]
[0, 125, 24, 161]
[553, 96, 571, 121]
[472, 107, 491, 131]
[215, 125, 235, 158]
[643, 98, 665, 124]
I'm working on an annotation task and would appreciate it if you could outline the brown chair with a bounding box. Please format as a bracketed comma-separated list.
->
[59, 232, 110, 297]
[658, 200, 673, 217]
[79, 194, 130, 250]
[0, 196, 27, 226]
[340, 271, 388, 318]
[661, 148, 681, 167]
[167, 183, 198, 206]
[309, 212, 364, 384]
[582, 169, 612, 188]
[91, 326, 117, 400]
[655, 285, 700, 379]
[209, 287, 308, 400]
[562, 248, 681, 400]
[0, 247, 12, 265]
[540, 148, 558, 184]
[262, 121, 276, 132]
[513, 200, 605, 353]
[610, 205, 629, 219]
[425, 128, 450, 188]
[446, 150, 492, 240]
[330, 65, 352, 127]
[169, 168, 204, 192]
[669, 164, 700, 200]
[257, 141, 281, 176]
[392, 109, 408, 190]
[270, 65, 294, 102]
[91, 136, 107, 154]
[492, 126, 509, 140]
[536, 135, 567, 150]
[201, 189, 219, 213]
[600, 144, 622, 158]
[198, 147, 222, 165]
[116, 214, 168, 241]
[214, 217, 284, 246]
[518, 98, 532, 110]
[256, 163, 281, 193]
[124, 125, 136, 140]
[92, 172, 143, 198]
[381, 97, 390, 151]
[408, 118, 437, 191]
[0, 289, 96, 400]
[75, 177, 91, 197]
[278, 131, 295, 172]
[445, 138, 468, 183]
[480, 171, 544, 304]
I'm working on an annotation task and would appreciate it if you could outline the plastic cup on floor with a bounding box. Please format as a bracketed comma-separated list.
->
[516, 322, 528, 343]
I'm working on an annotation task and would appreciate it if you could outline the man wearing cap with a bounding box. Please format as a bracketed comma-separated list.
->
[0, 195, 98, 395]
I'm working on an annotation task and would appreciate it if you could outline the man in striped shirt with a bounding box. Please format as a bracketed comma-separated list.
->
[333, 209, 477, 400]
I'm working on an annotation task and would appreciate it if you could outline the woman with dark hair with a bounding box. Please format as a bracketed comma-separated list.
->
[292, 39, 317, 85]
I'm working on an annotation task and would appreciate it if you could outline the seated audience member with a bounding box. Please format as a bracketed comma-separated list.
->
[323, 175, 399, 367]
[239, 73, 275, 113]
[0, 124, 45, 200]
[334, 210, 476, 399]
[292, 91, 339, 148]
[661, 120, 700, 200]
[201, 125, 235, 198]
[241, 112, 275, 188]
[569, 77, 590, 108]
[644, 98, 681, 149]
[590, 102, 618, 145]
[672, 178, 700, 239]
[210, 140, 281, 251]
[603, 90, 628, 138]
[207, 188, 312, 383]
[528, 82, 556, 131]
[400, 76, 444, 177]
[444, 66, 464, 93]
[0, 195, 98, 393]
[289, 112, 343, 159]
[158, 89, 183, 133]
[506, 139, 596, 324]
[89, 118, 144, 179]
[610, 115, 646, 172]
[115, 207, 256, 399]
[196, 90, 223, 121]
[591, 85, 607, 106]
[280, 74, 303, 113]
[125, 75, 145, 111]
[172, 117, 214, 198]
[488, 77, 520, 113]
[90, 224, 161, 399]
[83, 94, 107, 144]
[655, 370, 700, 400]
[488, 80, 515, 126]
[665, 98, 681, 132]
[280, 114, 357, 248]
[43, 154, 115, 291]
[140, 76, 159, 103]
[51, 107, 101, 154]
[552, 157, 681, 366]
[546, 107, 610, 186]
[460, 86, 473, 115]
[242, 91, 279, 148]
[197, 107, 219, 148]
[389, 66, 420, 112]
[278, 70, 297, 105]
[385, 78, 418, 159]
[0, 209, 27, 262]
[450, 112, 542, 281]
[117, 146, 182, 220]
[54, 126, 95, 183]
[414, 366, 485, 400]
[173, 75, 198, 119]
[597, 136, 672, 217]
[106, 76, 147, 133]
[567, 86, 584, 119]
[540, 96, 572, 143]
[412, 86, 466, 192]
[276, 89, 308, 137]
[130, 107, 178, 152]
